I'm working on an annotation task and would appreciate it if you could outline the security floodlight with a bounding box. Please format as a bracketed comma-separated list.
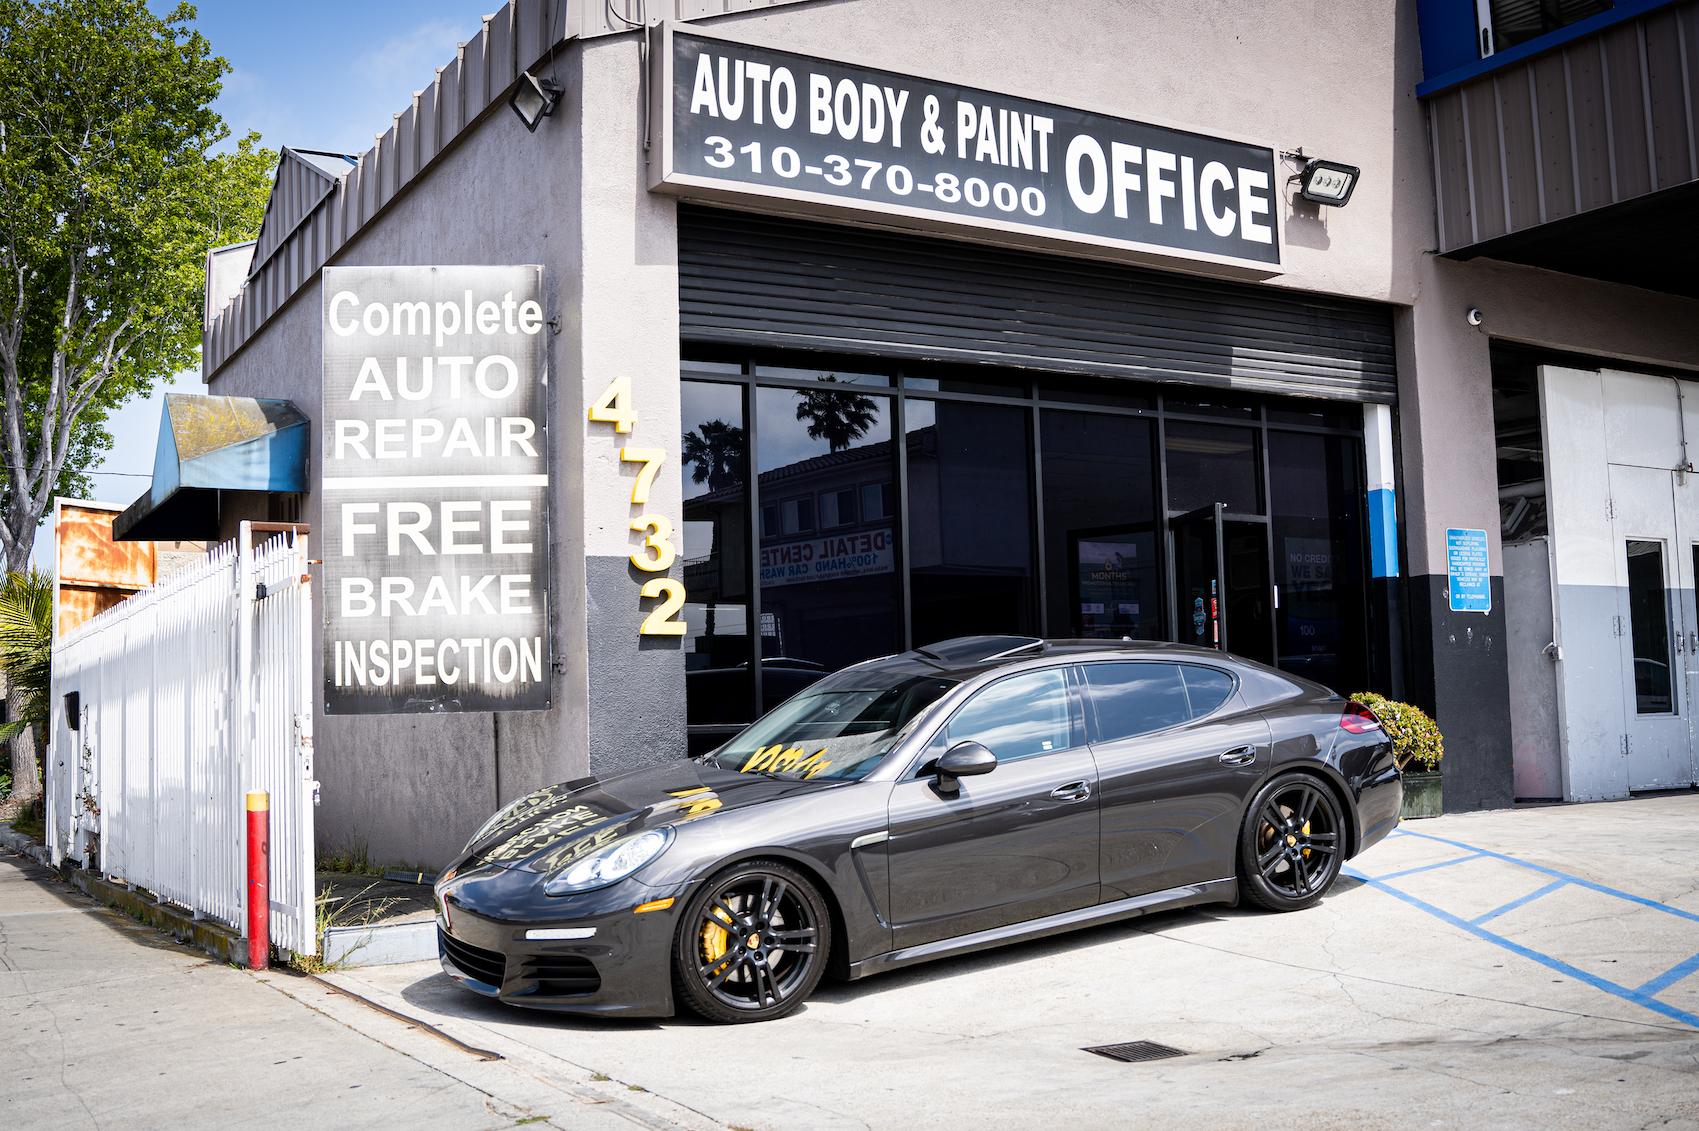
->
[1295, 158, 1360, 206]
[509, 71, 563, 132]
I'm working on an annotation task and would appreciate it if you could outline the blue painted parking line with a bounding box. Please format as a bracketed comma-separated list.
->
[1344, 870, 1699, 1030]
[1471, 878, 1569, 926]
[1637, 951, 1699, 997]
[1346, 827, 1699, 1030]
[1393, 827, 1699, 925]
[1357, 852, 1488, 883]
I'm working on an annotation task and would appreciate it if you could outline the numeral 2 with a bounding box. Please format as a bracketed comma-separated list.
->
[639, 578, 687, 636]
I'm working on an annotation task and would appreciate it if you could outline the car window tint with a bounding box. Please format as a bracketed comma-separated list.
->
[945, 670, 1072, 763]
[1085, 662, 1190, 741]
[1181, 665, 1235, 717]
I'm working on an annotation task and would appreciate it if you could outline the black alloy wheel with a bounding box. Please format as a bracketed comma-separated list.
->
[1238, 774, 1345, 912]
[671, 859, 831, 1023]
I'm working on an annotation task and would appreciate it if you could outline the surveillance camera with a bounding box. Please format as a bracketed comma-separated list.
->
[1466, 307, 1485, 328]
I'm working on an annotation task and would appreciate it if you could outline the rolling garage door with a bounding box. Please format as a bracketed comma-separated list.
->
[677, 205, 1397, 404]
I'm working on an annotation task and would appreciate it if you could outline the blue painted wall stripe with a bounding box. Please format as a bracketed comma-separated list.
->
[1368, 487, 1399, 579]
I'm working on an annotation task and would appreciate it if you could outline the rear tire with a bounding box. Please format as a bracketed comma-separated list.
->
[671, 859, 831, 1024]
[1237, 773, 1346, 912]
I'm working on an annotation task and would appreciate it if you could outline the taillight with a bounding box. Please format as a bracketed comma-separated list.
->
[1339, 700, 1383, 734]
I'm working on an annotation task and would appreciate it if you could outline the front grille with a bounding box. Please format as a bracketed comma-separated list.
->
[521, 953, 601, 997]
[440, 928, 506, 988]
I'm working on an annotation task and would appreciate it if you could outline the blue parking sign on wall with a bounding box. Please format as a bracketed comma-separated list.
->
[1446, 528, 1491, 613]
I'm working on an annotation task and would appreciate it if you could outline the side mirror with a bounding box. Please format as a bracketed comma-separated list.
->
[935, 741, 997, 794]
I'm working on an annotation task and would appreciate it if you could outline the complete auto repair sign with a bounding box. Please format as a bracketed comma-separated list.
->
[654, 27, 1280, 270]
[320, 265, 550, 714]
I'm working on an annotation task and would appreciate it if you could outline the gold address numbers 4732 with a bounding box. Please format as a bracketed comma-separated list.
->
[588, 377, 686, 636]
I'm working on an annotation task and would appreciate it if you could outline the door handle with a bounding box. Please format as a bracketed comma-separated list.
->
[1218, 746, 1257, 766]
[1049, 780, 1091, 802]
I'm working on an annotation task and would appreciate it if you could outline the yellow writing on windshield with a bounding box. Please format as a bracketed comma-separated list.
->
[667, 786, 723, 817]
[741, 744, 833, 779]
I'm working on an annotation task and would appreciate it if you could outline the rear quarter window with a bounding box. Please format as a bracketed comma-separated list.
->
[1180, 665, 1236, 717]
[1084, 662, 1191, 742]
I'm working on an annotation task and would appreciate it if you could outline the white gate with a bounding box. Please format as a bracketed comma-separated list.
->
[46, 522, 317, 955]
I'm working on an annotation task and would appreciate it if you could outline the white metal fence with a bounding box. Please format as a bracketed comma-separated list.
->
[47, 523, 317, 955]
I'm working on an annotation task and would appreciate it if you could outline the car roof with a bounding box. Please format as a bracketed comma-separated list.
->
[840, 635, 1241, 681]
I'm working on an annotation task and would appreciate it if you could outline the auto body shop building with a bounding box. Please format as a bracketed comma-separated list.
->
[126, 0, 1699, 865]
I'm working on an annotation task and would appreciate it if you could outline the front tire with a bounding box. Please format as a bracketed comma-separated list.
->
[1238, 773, 1346, 912]
[671, 859, 831, 1024]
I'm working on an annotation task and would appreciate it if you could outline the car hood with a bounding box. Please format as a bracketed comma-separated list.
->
[460, 761, 841, 874]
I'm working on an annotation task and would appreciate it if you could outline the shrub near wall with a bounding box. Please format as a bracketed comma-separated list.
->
[1351, 692, 1444, 818]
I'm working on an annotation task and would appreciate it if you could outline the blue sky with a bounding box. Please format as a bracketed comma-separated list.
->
[37, 0, 494, 563]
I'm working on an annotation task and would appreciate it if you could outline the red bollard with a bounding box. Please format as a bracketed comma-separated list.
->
[246, 790, 270, 970]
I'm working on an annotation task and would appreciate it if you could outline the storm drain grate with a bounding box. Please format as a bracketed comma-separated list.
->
[1082, 1041, 1186, 1064]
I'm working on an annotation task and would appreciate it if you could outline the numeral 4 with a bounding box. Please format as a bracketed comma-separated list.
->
[588, 376, 636, 433]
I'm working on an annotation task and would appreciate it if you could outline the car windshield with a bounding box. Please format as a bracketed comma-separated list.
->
[704, 675, 958, 782]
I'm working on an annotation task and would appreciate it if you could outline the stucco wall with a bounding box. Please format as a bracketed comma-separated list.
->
[203, 0, 1699, 860]
[208, 62, 592, 867]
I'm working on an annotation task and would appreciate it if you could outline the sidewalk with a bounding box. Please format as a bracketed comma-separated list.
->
[0, 846, 712, 1130]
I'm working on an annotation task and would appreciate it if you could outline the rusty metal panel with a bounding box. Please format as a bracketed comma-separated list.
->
[1431, 90, 1475, 250]
[1497, 70, 1543, 232]
[397, 103, 418, 182]
[1644, 9, 1696, 188]
[1531, 52, 1578, 223]
[488, 3, 515, 90]
[1566, 43, 1615, 211]
[464, 24, 490, 117]
[1465, 80, 1509, 241]
[441, 53, 464, 138]
[515, 0, 546, 65]
[1602, 23, 1653, 200]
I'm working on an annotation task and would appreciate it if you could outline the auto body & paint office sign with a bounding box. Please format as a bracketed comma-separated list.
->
[321, 265, 551, 714]
[653, 26, 1281, 270]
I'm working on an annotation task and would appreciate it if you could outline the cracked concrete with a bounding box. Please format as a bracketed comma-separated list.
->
[3, 795, 1698, 1129]
[321, 794, 1699, 1131]
[0, 847, 717, 1131]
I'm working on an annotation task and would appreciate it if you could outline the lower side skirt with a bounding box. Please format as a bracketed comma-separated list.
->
[848, 877, 1237, 980]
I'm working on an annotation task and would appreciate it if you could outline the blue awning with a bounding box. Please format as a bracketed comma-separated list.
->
[113, 394, 308, 541]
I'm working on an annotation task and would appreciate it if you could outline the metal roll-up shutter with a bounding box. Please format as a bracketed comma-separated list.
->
[677, 206, 1397, 404]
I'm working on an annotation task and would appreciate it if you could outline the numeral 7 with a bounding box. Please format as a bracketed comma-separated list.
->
[854, 158, 883, 189]
[620, 447, 666, 505]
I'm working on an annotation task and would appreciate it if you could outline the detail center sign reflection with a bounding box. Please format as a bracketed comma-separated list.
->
[320, 265, 551, 714]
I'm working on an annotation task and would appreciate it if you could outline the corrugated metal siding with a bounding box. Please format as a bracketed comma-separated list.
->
[203, 0, 823, 378]
[1429, 0, 1699, 252]
[678, 207, 1398, 404]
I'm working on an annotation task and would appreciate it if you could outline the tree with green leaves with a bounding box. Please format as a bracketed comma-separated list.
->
[795, 380, 879, 454]
[0, 569, 51, 802]
[0, 0, 274, 574]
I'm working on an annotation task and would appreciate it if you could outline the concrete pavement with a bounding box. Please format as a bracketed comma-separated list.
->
[0, 848, 715, 1130]
[328, 794, 1699, 1131]
[4, 795, 1698, 1129]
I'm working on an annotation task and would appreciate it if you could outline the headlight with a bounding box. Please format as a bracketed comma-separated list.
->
[543, 827, 673, 896]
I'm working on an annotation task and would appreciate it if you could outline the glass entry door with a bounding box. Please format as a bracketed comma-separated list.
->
[1610, 463, 1689, 789]
[1170, 503, 1276, 664]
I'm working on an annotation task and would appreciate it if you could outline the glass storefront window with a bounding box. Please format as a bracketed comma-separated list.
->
[1040, 410, 1161, 639]
[906, 398, 1037, 647]
[756, 385, 901, 689]
[681, 381, 754, 749]
[1166, 421, 1262, 514]
[1268, 431, 1368, 691]
[1626, 540, 1673, 715]
[681, 352, 1380, 711]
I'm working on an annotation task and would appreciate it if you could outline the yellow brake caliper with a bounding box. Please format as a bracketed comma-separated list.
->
[1300, 820, 1312, 859]
[701, 906, 733, 972]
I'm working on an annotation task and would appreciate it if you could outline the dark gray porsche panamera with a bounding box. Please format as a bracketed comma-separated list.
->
[435, 636, 1401, 1023]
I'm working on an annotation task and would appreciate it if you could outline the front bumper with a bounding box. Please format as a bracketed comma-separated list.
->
[436, 867, 684, 1018]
